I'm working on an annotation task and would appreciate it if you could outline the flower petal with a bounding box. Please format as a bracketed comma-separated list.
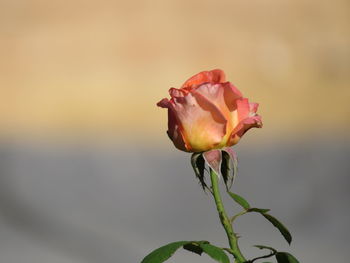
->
[194, 83, 252, 148]
[236, 98, 251, 121]
[169, 87, 188, 98]
[181, 69, 226, 89]
[249, 102, 259, 114]
[157, 70, 263, 152]
[157, 98, 189, 151]
[172, 91, 227, 152]
[195, 83, 231, 121]
[167, 108, 189, 151]
[222, 82, 243, 111]
[228, 115, 262, 146]
[157, 98, 171, 108]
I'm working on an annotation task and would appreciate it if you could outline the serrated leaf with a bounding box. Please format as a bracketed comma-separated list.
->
[141, 241, 189, 263]
[228, 192, 250, 210]
[262, 214, 292, 245]
[199, 243, 230, 263]
[191, 153, 207, 190]
[248, 208, 270, 213]
[275, 252, 299, 263]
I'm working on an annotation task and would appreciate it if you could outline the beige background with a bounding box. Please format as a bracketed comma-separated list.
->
[1, 0, 349, 140]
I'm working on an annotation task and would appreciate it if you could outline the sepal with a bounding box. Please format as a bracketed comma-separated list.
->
[191, 152, 207, 190]
[203, 149, 222, 178]
[191, 147, 238, 191]
[221, 147, 238, 190]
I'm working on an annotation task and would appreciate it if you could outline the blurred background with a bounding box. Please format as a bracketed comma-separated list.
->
[0, 0, 349, 262]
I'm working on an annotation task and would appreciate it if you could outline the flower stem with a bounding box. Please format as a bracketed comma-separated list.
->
[210, 169, 246, 263]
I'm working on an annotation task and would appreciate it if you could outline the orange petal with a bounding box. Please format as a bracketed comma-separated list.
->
[181, 69, 226, 89]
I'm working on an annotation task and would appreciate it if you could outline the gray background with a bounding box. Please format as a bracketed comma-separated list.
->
[0, 137, 349, 263]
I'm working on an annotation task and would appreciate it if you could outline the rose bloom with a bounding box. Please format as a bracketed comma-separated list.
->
[157, 69, 262, 152]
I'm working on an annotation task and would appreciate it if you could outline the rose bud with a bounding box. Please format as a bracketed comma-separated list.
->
[157, 69, 262, 153]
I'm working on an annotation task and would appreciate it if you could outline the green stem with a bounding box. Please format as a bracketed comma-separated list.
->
[210, 169, 246, 263]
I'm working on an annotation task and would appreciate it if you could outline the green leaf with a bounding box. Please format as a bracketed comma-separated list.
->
[228, 192, 250, 210]
[248, 209, 292, 244]
[248, 208, 270, 213]
[183, 242, 204, 255]
[141, 241, 230, 263]
[200, 243, 230, 263]
[262, 214, 292, 245]
[184, 242, 230, 263]
[141, 241, 189, 263]
[275, 252, 299, 263]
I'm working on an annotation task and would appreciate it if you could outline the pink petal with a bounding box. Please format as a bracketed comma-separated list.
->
[195, 83, 247, 136]
[156, 98, 171, 108]
[194, 83, 231, 120]
[228, 115, 262, 146]
[249, 102, 259, 114]
[169, 87, 188, 98]
[203, 149, 222, 177]
[222, 82, 243, 112]
[157, 97, 190, 151]
[236, 98, 251, 121]
[167, 108, 189, 151]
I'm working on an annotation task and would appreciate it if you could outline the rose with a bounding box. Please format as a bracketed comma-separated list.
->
[157, 69, 262, 152]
